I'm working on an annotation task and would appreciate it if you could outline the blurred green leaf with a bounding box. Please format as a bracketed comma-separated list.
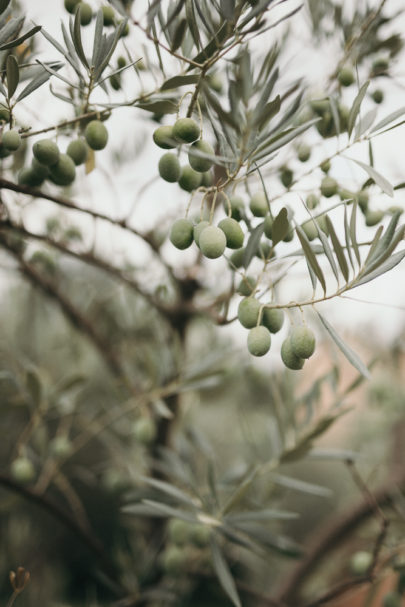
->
[211, 537, 241, 607]
[317, 311, 370, 378]
[347, 157, 393, 197]
[347, 80, 369, 137]
[243, 222, 265, 269]
[6, 55, 19, 98]
[161, 74, 199, 91]
[325, 216, 349, 281]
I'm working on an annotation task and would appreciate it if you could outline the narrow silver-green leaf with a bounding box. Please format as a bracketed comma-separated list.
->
[225, 509, 298, 524]
[72, 9, 89, 69]
[139, 477, 199, 508]
[325, 216, 349, 281]
[6, 55, 19, 98]
[296, 226, 326, 294]
[328, 95, 340, 137]
[346, 157, 393, 197]
[317, 311, 370, 378]
[365, 210, 402, 266]
[161, 74, 199, 91]
[17, 62, 62, 101]
[0, 16, 24, 47]
[243, 222, 265, 269]
[0, 24, 41, 50]
[354, 248, 405, 288]
[185, 0, 201, 49]
[315, 222, 339, 283]
[370, 105, 405, 134]
[363, 225, 383, 267]
[344, 206, 355, 272]
[272, 207, 290, 246]
[270, 473, 331, 497]
[363, 225, 405, 276]
[348, 80, 369, 138]
[211, 538, 241, 607]
[349, 200, 361, 265]
[354, 106, 378, 139]
[91, 8, 104, 68]
[0, 0, 11, 15]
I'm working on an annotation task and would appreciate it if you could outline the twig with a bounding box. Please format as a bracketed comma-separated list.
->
[276, 469, 405, 605]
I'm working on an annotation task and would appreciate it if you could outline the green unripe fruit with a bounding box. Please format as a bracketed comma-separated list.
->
[84, 120, 108, 150]
[372, 56, 389, 74]
[264, 214, 273, 239]
[201, 171, 213, 187]
[133, 417, 157, 444]
[191, 524, 211, 547]
[290, 325, 316, 359]
[310, 98, 330, 115]
[193, 220, 210, 247]
[64, 0, 80, 13]
[247, 326, 271, 356]
[261, 307, 284, 334]
[297, 143, 311, 162]
[153, 125, 177, 149]
[349, 551, 373, 575]
[218, 217, 244, 249]
[117, 56, 126, 69]
[237, 275, 256, 296]
[199, 225, 226, 259]
[67, 138, 88, 165]
[50, 436, 73, 458]
[162, 545, 186, 576]
[371, 89, 384, 104]
[226, 196, 244, 221]
[168, 519, 192, 545]
[102, 5, 115, 26]
[249, 192, 268, 217]
[208, 73, 223, 93]
[170, 219, 194, 250]
[238, 297, 261, 329]
[2, 130, 21, 151]
[178, 165, 202, 191]
[338, 66, 355, 87]
[49, 154, 76, 186]
[255, 240, 272, 259]
[172, 118, 200, 143]
[321, 175, 338, 197]
[11, 457, 35, 483]
[78, 2, 92, 25]
[357, 190, 369, 212]
[339, 188, 355, 203]
[365, 209, 384, 226]
[280, 167, 293, 188]
[18, 167, 45, 187]
[119, 20, 130, 37]
[316, 214, 329, 235]
[320, 159, 331, 173]
[281, 337, 305, 370]
[229, 247, 245, 268]
[31, 158, 49, 181]
[306, 193, 319, 209]
[158, 153, 180, 182]
[188, 139, 215, 172]
[109, 74, 121, 90]
[302, 219, 317, 241]
[382, 592, 402, 607]
[0, 144, 11, 158]
[33, 139, 60, 166]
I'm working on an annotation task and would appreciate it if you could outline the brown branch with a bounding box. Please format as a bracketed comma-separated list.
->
[0, 219, 174, 320]
[0, 473, 122, 595]
[276, 469, 405, 605]
[0, 238, 132, 387]
[0, 178, 164, 259]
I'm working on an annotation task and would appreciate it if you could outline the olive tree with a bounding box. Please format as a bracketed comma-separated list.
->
[1, 0, 405, 605]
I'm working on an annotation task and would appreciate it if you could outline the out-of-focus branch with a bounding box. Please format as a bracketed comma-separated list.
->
[0, 237, 132, 388]
[276, 468, 405, 605]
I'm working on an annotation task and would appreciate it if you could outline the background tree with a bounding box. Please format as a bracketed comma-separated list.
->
[0, 0, 405, 606]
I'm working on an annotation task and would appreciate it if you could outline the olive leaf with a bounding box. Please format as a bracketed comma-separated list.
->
[6, 55, 19, 99]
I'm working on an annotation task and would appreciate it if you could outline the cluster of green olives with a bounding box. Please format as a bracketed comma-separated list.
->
[154, 117, 214, 192]
[18, 120, 108, 188]
[237, 296, 316, 368]
[161, 518, 211, 576]
[64, 0, 129, 34]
